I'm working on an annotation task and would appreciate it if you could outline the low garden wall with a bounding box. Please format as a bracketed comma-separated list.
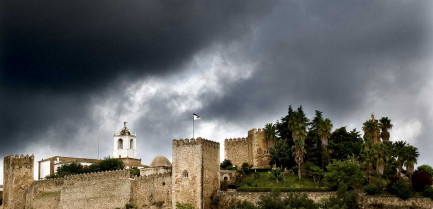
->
[217, 190, 433, 209]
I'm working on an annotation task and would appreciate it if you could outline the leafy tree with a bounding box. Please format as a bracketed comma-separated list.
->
[305, 111, 324, 167]
[269, 139, 291, 169]
[379, 117, 393, 142]
[271, 168, 282, 183]
[361, 143, 374, 183]
[304, 162, 324, 185]
[324, 157, 363, 190]
[130, 167, 140, 177]
[417, 165, 433, 177]
[390, 179, 411, 200]
[240, 162, 252, 175]
[221, 159, 234, 170]
[328, 127, 363, 161]
[54, 162, 85, 178]
[95, 157, 124, 172]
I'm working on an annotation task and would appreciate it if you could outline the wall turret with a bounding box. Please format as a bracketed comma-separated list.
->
[3, 154, 34, 209]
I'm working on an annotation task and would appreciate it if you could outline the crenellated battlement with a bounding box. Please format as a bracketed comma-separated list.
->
[63, 169, 129, 181]
[134, 172, 172, 181]
[5, 154, 34, 168]
[172, 137, 219, 149]
[224, 137, 250, 145]
[32, 177, 65, 185]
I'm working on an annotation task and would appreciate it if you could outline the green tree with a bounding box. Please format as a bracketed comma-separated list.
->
[404, 145, 419, 190]
[318, 118, 333, 150]
[361, 143, 374, 183]
[328, 127, 363, 161]
[288, 106, 309, 181]
[221, 159, 234, 170]
[393, 141, 407, 178]
[95, 157, 124, 172]
[55, 162, 85, 178]
[417, 165, 433, 177]
[379, 117, 393, 142]
[264, 123, 276, 141]
[324, 157, 363, 190]
[271, 168, 282, 183]
[269, 139, 291, 169]
[362, 119, 377, 143]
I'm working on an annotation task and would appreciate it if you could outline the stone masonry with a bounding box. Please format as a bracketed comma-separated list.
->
[172, 138, 220, 209]
[2, 154, 34, 209]
[225, 128, 275, 168]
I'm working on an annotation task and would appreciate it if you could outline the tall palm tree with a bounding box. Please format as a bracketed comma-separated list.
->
[379, 117, 393, 142]
[373, 143, 390, 189]
[264, 123, 276, 141]
[318, 118, 333, 148]
[393, 141, 407, 178]
[404, 145, 419, 190]
[288, 108, 308, 181]
[363, 119, 377, 143]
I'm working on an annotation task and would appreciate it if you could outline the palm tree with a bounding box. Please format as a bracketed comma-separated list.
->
[362, 119, 377, 143]
[404, 145, 419, 190]
[288, 107, 308, 181]
[379, 117, 393, 142]
[361, 144, 374, 183]
[318, 118, 333, 148]
[373, 143, 390, 190]
[264, 123, 276, 141]
[393, 141, 407, 178]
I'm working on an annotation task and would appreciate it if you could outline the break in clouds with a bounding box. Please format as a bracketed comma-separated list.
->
[1, 0, 433, 182]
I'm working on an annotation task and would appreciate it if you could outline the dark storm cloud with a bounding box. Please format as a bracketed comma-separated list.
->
[0, 0, 272, 92]
[204, 0, 430, 123]
[0, 0, 274, 154]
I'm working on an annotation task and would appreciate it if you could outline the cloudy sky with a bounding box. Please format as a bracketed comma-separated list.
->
[1, 0, 433, 182]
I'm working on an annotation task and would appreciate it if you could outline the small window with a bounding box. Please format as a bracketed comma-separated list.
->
[130, 139, 134, 149]
[183, 170, 188, 178]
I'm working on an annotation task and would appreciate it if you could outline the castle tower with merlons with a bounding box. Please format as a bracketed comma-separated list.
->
[224, 128, 275, 168]
[2, 154, 34, 209]
[172, 138, 220, 209]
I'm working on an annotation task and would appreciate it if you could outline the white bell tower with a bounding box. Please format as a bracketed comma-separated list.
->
[113, 122, 137, 159]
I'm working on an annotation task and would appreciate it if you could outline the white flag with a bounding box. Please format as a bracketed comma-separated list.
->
[193, 113, 201, 120]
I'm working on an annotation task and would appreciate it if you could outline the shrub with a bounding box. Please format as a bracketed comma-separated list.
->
[228, 200, 257, 209]
[125, 203, 135, 209]
[130, 166, 140, 177]
[412, 170, 432, 192]
[422, 186, 433, 200]
[364, 183, 380, 195]
[390, 179, 411, 200]
[283, 193, 319, 209]
[321, 184, 359, 209]
[221, 159, 234, 170]
[236, 187, 331, 192]
[176, 202, 195, 209]
[324, 157, 363, 190]
[241, 162, 253, 175]
[220, 180, 229, 191]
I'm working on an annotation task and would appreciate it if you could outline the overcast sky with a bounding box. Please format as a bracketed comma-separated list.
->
[1, 0, 433, 183]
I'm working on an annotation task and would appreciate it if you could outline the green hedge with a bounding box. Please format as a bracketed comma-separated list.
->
[251, 168, 272, 172]
[236, 187, 332, 192]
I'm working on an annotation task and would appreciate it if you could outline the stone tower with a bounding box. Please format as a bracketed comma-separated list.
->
[113, 122, 136, 159]
[3, 154, 34, 209]
[172, 138, 220, 209]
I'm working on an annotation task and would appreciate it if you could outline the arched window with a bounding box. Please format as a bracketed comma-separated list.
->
[118, 139, 123, 149]
[130, 139, 134, 149]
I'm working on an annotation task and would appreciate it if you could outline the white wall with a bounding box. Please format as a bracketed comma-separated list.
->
[39, 160, 51, 179]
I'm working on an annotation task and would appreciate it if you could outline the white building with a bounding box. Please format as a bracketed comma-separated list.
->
[113, 122, 137, 159]
[38, 156, 100, 179]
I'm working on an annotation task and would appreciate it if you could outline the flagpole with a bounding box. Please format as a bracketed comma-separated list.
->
[193, 113, 194, 139]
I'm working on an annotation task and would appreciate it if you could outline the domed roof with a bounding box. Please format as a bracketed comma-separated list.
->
[150, 155, 171, 167]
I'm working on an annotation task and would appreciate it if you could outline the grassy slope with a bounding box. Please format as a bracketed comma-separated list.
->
[236, 172, 324, 188]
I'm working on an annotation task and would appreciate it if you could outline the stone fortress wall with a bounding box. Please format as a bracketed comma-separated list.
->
[225, 128, 274, 169]
[131, 172, 172, 209]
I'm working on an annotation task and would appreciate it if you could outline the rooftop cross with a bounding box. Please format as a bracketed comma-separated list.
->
[124, 121, 127, 128]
